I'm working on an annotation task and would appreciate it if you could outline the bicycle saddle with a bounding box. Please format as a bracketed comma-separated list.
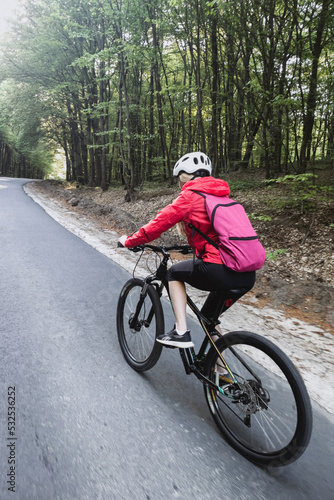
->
[220, 288, 249, 300]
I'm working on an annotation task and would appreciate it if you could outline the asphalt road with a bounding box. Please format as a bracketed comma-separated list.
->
[1, 177, 333, 500]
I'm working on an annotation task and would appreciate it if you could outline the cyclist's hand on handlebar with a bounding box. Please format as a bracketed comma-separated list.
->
[130, 245, 144, 252]
[117, 235, 128, 248]
[117, 236, 143, 252]
[180, 245, 193, 255]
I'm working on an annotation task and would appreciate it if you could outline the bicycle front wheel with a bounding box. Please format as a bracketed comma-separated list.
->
[204, 331, 312, 467]
[116, 278, 164, 371]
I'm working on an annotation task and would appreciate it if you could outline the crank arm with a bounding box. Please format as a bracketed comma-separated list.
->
[189, 365, 235, 396]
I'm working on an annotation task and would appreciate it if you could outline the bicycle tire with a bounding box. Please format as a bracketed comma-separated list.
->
[203, 331, 312, 467]
[116, 278, 164, 371]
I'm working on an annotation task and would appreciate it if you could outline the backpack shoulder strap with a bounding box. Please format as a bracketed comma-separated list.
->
[188, 223, 219, 250]
[188, 189, 219, 249]
[190, 189, 206, 197]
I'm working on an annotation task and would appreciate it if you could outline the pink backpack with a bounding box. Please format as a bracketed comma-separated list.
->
[189, 191, 266, 272]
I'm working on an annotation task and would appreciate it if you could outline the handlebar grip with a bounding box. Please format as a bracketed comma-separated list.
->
[130, 246, 144, 253]
[117, 242, 143, 252]
[180, 246, 193, 255]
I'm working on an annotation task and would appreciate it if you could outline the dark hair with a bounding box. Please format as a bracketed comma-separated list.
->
[191, 169, 210, 179]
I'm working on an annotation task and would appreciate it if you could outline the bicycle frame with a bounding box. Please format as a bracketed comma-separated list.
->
[130, 244, 239, 395]
[179, 293, 239, 394]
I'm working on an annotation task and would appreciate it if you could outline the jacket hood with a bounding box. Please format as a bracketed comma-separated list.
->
[182, 176, 230, 197]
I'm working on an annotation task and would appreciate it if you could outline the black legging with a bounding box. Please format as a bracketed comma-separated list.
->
[167, 258, 256, 319]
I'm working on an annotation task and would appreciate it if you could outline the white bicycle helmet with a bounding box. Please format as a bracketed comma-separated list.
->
[173, 152, 212, 177]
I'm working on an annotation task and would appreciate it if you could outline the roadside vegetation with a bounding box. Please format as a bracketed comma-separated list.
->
[0, 0, 333, 197]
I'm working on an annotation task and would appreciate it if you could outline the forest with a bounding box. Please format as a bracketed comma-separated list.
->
[0, 0, 333, 198]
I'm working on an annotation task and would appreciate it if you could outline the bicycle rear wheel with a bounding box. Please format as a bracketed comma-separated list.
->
[203, 331, 312, 467]
[117, 278, 164, 371]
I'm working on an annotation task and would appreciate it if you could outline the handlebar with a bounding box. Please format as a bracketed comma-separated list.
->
[117, 242, 193, 255]
[117, 241, 143, 251]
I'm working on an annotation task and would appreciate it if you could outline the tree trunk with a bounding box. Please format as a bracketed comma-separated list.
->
[148, 68, 155, 181]
[210, 3, 219, 175]
[195, 0, 206, 153]
[299, 0, 330, 172]
[151, 20, 172, 180]
[119, 51, 136, 199]
[326, 114, 334, 160]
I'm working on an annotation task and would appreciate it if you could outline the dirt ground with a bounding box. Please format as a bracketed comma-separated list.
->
[32, 178, 334, 333]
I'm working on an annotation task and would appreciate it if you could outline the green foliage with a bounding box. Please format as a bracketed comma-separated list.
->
[267, 249, 288, 261]
[320, 186, 334, 195]
[228, 179, 263, 192]
[249, 213, 272, 222]
[263, 173, 332, 213]
[0, 81, 54, 178]
[259, 195, 298, 211]
[0, 0, 333, 186]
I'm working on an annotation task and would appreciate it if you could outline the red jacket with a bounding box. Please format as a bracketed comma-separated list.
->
[124, 176, 230, 264]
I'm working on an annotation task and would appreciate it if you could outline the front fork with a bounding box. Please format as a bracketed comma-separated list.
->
[129, 280, 164, 331]
[129, 282, 150, 330]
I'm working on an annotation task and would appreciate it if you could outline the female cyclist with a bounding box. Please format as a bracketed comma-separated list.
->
[118, 152, 256, 349]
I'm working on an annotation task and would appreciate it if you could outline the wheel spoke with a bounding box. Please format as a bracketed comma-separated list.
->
[204, 331, 312, 465]
[123, 291, 156, 362]
[117, 279, 163, 371]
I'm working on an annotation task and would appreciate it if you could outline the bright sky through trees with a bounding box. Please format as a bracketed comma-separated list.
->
[0, 0, 22, 37]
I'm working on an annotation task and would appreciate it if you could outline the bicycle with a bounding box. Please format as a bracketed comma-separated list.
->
[116, 243, 313, 467]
